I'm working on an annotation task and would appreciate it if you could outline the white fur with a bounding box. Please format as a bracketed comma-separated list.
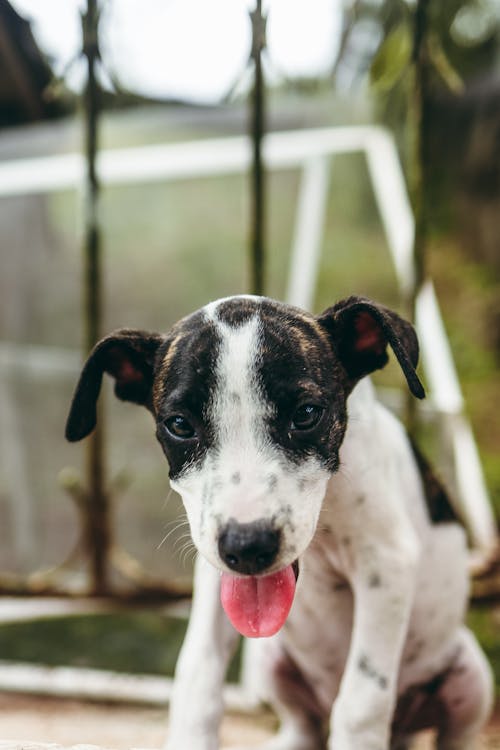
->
[165, 322, 493, 750]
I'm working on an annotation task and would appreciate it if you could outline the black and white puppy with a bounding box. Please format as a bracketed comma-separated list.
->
[66, 295, 493, 750]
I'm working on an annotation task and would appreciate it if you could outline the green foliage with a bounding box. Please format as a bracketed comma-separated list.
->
[370, 22, 412, 92]
[427, 33, 464, 93]
[467, 606, 500, 693]
[429, 240, 500, 516]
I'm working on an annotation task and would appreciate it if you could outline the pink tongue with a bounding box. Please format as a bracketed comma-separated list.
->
[220, 565, 296, 638]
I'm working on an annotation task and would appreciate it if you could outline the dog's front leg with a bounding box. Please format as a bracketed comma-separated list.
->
[165, 554, 239, 750]
[329, 538, 420, 750]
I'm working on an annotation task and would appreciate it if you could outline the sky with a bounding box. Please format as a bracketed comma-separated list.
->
[11, 0, 343, 103]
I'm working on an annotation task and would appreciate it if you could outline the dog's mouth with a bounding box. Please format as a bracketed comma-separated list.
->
[220, 560, 299, 638]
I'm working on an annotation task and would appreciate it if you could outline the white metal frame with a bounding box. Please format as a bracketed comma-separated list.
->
[1, 125, 493, 555]
[0, 127, 496, 705]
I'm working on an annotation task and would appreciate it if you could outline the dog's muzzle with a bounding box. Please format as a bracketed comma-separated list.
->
[218, 519, 280, 575]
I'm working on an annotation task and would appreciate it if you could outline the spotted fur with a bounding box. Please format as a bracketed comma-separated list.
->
[65, 294, 493, 750]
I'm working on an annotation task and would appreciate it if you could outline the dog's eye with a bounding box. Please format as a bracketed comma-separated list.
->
[290, 404, 323, 431]
[163, 415, 196, 440]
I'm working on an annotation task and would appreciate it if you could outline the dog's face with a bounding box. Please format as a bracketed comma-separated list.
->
[66, 295, 423, 589]
[152, 296, 349, 573]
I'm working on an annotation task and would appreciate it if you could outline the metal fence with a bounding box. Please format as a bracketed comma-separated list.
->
[0, 125, 497, 595]
[0, 0, 497, 711]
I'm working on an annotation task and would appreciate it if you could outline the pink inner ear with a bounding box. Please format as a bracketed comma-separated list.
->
[353, 312, 385, 355]
[118, 360, 144, 383]
[107, 347, 144, 384]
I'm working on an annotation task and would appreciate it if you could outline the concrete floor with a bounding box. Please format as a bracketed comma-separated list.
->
[0, 693, 499, 749]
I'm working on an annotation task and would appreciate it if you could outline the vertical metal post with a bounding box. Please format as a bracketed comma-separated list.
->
[249, 0, 267, 296]
[411, 0, 430, 303]
[286, 156, 330, 310]
[406, 0, 430, 430]
[82, 0, 110, 594]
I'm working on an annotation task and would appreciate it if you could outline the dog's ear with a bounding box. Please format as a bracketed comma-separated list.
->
[317, 296, 425, 399]
[65, 329, 165, 442]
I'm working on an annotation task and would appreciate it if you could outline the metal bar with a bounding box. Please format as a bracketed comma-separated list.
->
[451, 415, 497, 556]
[81, 0, 110, 595]
[0, 343, 80, 377]
[286, 156, 331, 310]
[415, 281, 463, 414]
[0, 126, 391, 197]
[249, 1, 267, 296]
[0, 660, 259, 712]
[0, 597, 189, 624]
[411, 0, 431, 298]
[366, 126, 496, 557]
[364, 130, 416, 298]
[415, 282, 497, 554]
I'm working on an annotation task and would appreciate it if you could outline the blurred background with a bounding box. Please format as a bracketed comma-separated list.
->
[0, 0, 499, 710]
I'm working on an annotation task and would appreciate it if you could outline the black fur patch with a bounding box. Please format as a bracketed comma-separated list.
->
[318, 296, 425, 400]
[255, 299, 348, 471]
[67, 295, 427, 487]
[65, 329, 165, 442]
[391, 667, 454, 738]
[154, 311, 221, 479]
[160, 297, 349, 474]
[358, 653, 388, 690]
[409, 440, 459, 524]
[215, 297, 258, 327]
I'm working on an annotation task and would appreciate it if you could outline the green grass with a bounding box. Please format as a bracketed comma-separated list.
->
[0, 613, 242, 682]
[0, 614, 185, 675]
[468, 606, 500, 695]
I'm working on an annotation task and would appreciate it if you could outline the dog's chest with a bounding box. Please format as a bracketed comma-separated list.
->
[280, 532, 356, 713]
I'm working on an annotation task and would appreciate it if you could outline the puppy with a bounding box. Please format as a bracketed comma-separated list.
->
[66, 295, 493, 750]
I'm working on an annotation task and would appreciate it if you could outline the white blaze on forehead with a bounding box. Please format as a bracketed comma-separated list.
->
[210, 312, 268, 450]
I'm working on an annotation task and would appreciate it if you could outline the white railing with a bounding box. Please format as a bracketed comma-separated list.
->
[0, 126, 496, 584]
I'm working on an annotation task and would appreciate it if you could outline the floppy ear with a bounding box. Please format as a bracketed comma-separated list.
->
[317, 296, 425, 399]
[65, 329, 165, 442]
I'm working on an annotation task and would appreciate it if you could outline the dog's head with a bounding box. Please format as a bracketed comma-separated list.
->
[66, 295, 424, 635]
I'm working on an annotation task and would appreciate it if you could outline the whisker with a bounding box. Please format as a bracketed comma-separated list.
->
[173, 531, 194, 554]
[179, 539, 194, 557]
[157, 517, 190, 550]
[180, 539, 196, 568]
[162, 517, 188, 531]
[162, 487, 176, 510]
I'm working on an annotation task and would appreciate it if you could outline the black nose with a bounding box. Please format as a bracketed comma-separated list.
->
[218, 519, 281, 575]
